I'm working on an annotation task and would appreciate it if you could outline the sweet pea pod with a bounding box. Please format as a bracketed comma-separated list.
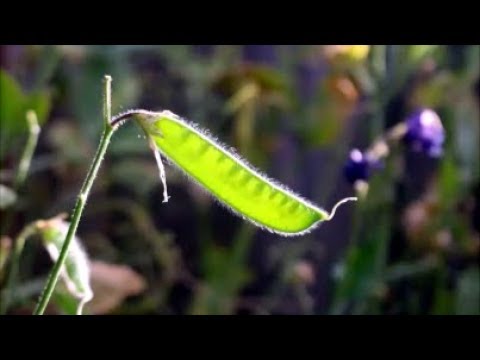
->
[127, 110, 356, 236]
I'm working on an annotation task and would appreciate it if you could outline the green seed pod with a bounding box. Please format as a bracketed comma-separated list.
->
[134, 110, 356, 236]
[37, 217, 93, 315]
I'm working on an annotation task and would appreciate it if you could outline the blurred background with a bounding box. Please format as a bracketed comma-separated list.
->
[0, 45, 478, 315]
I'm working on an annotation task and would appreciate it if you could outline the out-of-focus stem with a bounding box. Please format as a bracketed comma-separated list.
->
[0, 222, 38, 314]
[0, 111, 41, 237]
[14, 111, 41, 189]
[0, 111, 41, 313]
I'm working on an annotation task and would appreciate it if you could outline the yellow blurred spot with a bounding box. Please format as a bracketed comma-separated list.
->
[225, 81, 260, 114]
[324, 45, 370, 64]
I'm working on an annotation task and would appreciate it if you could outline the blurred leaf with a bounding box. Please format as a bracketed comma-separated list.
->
[455, 267, 479, 315]
[53, 285, 81, 315]
[0, 184, 17, 209]
[25, 91, 51, 124]
[302, 74, 358, 147]
[385, 256, 439, 282]
[0, 70, 25, 134]
[411, 72, 453, 108]
[332, 237, 382, 311]
[432, 280, 454, 315]
[191, 227, 253, 315]
[0, 70, 51, 158]
[331, 171, 393, 314]
[213, 64, 288, 97]
[85, 260, 147, 315]
[438, 155, 462, 210]
[191, 245, 251, 315]
[37, 216, 93, 315]
[407, 45, 439, 65]
[0, 237, 12, 279]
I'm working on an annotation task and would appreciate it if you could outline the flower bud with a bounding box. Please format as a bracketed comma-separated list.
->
[403, 108, 445, 157]
[343, 149, 381, 184]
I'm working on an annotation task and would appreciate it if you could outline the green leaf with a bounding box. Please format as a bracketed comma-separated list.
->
[0, 70, 25, 135]
[25, 91, 51, 124]
[0, 184, 17, 209]
[407, 45, 439, 64]
[53, 285, 82, 315]
[37, 217, 93, 315]
[191, 226, 253, 315]
[0, 70, 51, 158]
[330, 194, 392, 314]
[213, 65, 288, 96]
[191, 244, 251, 315]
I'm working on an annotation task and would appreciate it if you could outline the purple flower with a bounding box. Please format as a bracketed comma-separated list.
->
[404, 108, 445, 157]
[343, 149, 381, 184]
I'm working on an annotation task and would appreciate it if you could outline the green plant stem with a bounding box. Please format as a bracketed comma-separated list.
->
[14, 111, 41, 189]
[0, 111, 41, 314]
[33, 75, 115, 315]
[0, 111, 41, 237]
[0, 222, 38, 314]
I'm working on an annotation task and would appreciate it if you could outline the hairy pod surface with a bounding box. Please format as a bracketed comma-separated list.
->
[138, 110, 355, 236]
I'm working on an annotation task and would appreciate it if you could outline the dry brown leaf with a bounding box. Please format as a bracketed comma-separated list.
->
[86, 260, 147, 315]
[0, 236, 12, 280]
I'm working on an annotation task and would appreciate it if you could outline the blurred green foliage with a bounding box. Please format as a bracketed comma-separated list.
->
[0, 70, 51, 160]
[0, 45, 478, 315]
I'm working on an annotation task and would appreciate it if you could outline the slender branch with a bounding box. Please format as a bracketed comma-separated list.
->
[0, 111, 41, 237]
[14, 111, 41, 189]
[0, 222, 38, 314]
[33, 75, 116, 315]
[0, 111, 42, 312]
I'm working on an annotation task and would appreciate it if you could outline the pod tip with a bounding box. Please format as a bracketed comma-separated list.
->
[326, 197, 357, 221]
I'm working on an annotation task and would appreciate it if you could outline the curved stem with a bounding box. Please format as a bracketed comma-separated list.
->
[0, 222, 38, 314]
[110, 109, 158, 127]
[33, 75, 116, 315]
[0, 111, 41, 237]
